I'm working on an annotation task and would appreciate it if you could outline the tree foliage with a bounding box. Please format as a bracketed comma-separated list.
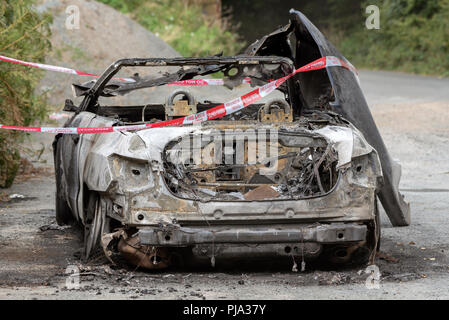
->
[340, 0, 449, 76]
[98, 0, 246, 56]
[0, 0, 51, 187]
[224, 0, 449, 77]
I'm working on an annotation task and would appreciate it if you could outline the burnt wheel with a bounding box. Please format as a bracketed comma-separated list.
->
[55, 191, 73, 226]
[375, 196, 381, 252]
[83, 192, 105, 261]
[54, 138, 74, 226]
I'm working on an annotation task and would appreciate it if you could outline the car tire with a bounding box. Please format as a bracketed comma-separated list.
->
[83, 192, 104, 261]
[54, 137, 74, 226]
[55, 191, 73, 226]
[374, 195, 381, 252]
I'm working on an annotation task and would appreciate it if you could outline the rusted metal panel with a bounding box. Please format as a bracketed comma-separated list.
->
[138, 223, 367, 246]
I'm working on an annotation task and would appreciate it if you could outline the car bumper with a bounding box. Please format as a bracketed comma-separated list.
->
[138, 223, 367, 246]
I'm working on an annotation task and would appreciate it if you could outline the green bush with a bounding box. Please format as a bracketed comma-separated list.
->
[339, 0, 449, 76]
[0, 0, 51, 187]
[98, 0, 246, 57]
[223, 0, 449, 77]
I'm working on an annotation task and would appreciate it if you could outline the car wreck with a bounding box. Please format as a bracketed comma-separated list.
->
[53, 10, 410, 270]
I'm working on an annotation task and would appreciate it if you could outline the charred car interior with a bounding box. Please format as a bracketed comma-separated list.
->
[53, 10, 410, 270]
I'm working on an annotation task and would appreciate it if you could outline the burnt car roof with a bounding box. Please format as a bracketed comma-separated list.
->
[73, 56, 294, 99]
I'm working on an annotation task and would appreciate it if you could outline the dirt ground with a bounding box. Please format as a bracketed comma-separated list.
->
[1, 70, 449, 299]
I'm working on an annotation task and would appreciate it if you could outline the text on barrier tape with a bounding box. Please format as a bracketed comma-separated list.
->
[0, 54, 357, 86]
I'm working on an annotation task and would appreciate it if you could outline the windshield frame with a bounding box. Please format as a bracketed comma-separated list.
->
[78, 56, 296, 113]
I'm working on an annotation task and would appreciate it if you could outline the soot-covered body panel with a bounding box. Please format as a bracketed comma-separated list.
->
[53, 10, 408, 270]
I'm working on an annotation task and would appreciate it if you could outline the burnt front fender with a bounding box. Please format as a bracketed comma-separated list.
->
[287, 10, 410, 226]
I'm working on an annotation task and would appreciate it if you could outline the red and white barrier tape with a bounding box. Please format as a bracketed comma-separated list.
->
[167, 77, 252, 86]
[0, 55, 135, 83]
[0, 54, 258, 86]
[49, 112, 72, 120]
[0, 54, 357, 86]
[0, 56, 357, 134]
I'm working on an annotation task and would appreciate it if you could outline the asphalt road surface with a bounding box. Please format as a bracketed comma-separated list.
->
[1, 70, 448, 299]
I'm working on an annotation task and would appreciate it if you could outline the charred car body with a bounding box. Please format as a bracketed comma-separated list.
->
[53, 10, 410, 269]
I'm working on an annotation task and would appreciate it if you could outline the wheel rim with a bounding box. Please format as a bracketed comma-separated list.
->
[83, 195, 104, 260]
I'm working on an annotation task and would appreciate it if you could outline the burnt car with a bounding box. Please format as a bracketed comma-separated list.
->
[53, 10, 410, 269]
